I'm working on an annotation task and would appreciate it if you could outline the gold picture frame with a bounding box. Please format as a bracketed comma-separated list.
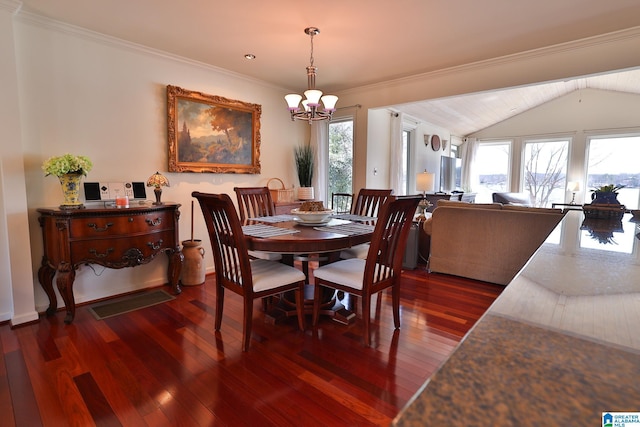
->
[167, 85, 261, 174]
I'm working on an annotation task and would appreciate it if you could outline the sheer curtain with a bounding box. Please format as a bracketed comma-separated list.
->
[389, 112, 403, 195]
[310, 120, 329, 205]
[461, 137, 479, 192]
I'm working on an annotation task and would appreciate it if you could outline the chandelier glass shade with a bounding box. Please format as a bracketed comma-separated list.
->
[285, 27, 338, 123]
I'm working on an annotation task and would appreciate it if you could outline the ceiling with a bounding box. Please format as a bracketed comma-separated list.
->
[17, 0, 640, 135]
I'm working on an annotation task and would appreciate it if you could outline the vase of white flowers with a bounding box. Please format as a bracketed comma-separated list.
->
[42, 154, 93, 209]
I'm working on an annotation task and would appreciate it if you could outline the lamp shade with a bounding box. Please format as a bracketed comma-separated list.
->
[146, 171, 170, 188]
[567, 181, 581, 192]
[416, 171, 435, 193]
[285, 94, 302, 110]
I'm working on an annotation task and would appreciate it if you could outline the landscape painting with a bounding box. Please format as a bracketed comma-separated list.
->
[167, 85, 261, 173]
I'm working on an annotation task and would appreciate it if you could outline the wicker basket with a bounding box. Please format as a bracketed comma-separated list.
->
[267, 178, 294, 203]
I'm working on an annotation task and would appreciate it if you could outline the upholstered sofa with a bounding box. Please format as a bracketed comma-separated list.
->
[423, 200, 564, 285]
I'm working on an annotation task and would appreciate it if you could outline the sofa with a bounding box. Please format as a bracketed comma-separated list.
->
[423, 200, 564, 285]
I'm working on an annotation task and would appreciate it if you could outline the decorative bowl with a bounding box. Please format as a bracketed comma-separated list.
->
[291, 208, 333, 223]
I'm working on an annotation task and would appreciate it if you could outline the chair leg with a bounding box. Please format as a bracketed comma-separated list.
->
[362, 293, 371, 347]
[312, 282, 323, 326]
[215, 285, 224, 330]
[392, 284, 401, 329]
[295, 282, 305, 331]
[242, 296, 254, 352]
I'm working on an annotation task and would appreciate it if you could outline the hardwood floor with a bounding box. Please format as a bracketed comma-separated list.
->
[0, 266, 502, 427]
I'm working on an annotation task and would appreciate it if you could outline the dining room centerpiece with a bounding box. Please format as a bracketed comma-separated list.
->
[42, 153, 93, 209]
[294, 144, 315, 200]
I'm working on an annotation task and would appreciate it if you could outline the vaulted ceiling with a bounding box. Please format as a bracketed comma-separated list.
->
[17, 0, 640, 135]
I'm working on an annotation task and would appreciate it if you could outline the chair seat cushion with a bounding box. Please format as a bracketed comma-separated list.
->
[248, 250, 282, 261]
[250, 259, 305, 292]
[339, 243, 370, 260]
[313, 258, 366, 290]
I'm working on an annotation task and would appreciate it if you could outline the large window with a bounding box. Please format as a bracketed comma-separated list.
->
[328, 119, 354, 197]
[586, 136, 640, 210]
[523, 139, 569, 207]
[475, 141, 511, 203]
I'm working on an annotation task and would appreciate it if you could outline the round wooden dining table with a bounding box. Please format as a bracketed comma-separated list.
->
[243, 218, 373, 254]
[243, 217, 374, 324]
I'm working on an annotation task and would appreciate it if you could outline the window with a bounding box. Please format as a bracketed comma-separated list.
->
[475, 141, 511, 203]
[586, 135, 640, 210]
[328, 119, 354, 197]
[523, 139, 569, 207]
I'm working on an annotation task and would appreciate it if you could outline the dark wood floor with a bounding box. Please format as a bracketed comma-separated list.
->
[0, 265, 502, 427]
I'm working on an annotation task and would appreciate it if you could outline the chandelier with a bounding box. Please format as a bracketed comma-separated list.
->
[285, 27, 338, 123]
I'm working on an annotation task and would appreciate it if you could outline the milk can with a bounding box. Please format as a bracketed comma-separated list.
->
[181, 239, 206, 286]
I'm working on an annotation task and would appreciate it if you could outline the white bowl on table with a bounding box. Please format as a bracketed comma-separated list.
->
[291, 208, 333, 224]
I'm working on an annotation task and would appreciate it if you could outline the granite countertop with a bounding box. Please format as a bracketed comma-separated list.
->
[394, 210, 640, 426]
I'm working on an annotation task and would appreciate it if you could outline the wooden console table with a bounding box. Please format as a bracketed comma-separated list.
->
[37, 202, 183, 324]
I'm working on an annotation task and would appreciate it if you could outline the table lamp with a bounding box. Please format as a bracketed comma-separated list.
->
[147, 171, 170, 205]
[416, 170, 435, 220]
[567, 181, 580, 205]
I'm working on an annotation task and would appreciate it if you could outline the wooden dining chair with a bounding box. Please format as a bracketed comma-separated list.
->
[331, 192, 353, 214]
[233, 186, 282, 261]
[312, 195, 422, 347]
[233, 186, 277, 221]
[340, 188, 393, 260]
[192, 191, 306, 352]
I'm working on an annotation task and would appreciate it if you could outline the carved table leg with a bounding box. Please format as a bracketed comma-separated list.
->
[168, 248, 183, 295]
[38, 260, 57, 316]
[55, 262, 76, 324]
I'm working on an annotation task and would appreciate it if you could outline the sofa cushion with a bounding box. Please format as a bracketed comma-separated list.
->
[436, 199, 503, 209]
[492, 192, 532, 206]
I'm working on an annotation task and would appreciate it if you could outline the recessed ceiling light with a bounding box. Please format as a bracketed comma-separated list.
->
[244, 54, 256, 60]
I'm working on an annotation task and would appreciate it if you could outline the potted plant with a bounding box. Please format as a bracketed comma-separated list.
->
[42, 154, 93, 209]
[294, 144, 315, 200]
[591, 184, 624, 205]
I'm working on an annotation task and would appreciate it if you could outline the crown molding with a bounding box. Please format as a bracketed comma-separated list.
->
[0, 0, 21, 14]
[339, 26, 640, 97]
[13, 9, 287, 92]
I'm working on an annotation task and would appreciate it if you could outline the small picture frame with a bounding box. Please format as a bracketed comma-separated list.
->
[167, 85, 261, 174]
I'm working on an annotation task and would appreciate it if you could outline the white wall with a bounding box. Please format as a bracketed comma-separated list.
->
[4, 11, 306, 323]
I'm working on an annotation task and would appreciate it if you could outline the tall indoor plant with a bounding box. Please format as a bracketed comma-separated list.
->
[42, 153, 93, 209]
[294, 144, 315, 200]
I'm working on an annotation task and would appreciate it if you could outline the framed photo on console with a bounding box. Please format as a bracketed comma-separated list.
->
[167, 85, 261, 174]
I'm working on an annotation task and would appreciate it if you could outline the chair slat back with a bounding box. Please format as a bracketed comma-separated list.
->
[193, 192, 253, 293]
[364, 196, 421, 284]
[352, 188, 393, 217]
[233, 187, 276, 221]
[331, 192, 353, 214]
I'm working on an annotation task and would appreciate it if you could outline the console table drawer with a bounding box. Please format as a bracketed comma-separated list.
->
[69, 211, 172, 238]
[70, 230, 175, 266]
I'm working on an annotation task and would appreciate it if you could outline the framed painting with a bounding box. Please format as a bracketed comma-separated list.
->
[167, 85, 261, 174]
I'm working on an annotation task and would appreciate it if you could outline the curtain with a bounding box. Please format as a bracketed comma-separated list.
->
[461, 137, 479, 192]
[310, 120, 329, 205]
[389, 112, 403, 195]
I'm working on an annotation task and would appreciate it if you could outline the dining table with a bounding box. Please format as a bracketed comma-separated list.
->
[241, 213, 376, 323]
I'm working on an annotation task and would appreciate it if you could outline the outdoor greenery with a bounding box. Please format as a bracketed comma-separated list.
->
[328, 121, 353, 195]
[42, 154, 93, 177]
